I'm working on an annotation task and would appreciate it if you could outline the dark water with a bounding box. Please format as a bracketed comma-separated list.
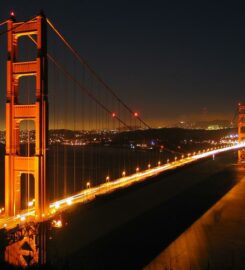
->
[0, 143, 174, 206]
[44, 150, 242, 270]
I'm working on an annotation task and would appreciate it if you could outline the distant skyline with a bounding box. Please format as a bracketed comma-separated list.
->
[0, 0, 244, 129]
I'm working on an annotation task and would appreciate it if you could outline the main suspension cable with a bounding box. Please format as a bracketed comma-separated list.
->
[47, 53, 132, 130]
[46, 17, 151, 129]
[27, 34, 130, 131]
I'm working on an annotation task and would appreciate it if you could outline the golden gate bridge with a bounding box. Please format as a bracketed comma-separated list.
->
[0, 12, 244, 267]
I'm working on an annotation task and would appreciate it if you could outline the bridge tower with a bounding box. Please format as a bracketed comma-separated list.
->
[5, 13, 48, 217]
[238, 104, 245, 164]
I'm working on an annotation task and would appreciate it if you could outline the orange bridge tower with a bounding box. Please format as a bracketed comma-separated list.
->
[238, 104, 245, 164]
[5, 13, 48, 217]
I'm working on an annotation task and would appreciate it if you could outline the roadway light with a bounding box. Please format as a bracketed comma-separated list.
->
[181, 154, 184, 159]
[167, 159, 170, 163]
[55, 202, 60, 209]
[28, 200, 34, 207]
[136, 167, 140, 172]
[174, 157, 177, 161]
[86, 182, 91, 189]
[122, 171, 126, 177]
[66, 198, 73, 205]
[106, 176, 110, 182]
[158, 161, 161, 166]
[148, 163, 151, 168]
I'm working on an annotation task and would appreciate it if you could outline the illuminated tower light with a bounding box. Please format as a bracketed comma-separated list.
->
[10, 11, 15, 17]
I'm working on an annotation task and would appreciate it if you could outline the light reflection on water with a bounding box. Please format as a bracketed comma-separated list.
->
[145, 167, 245, 270]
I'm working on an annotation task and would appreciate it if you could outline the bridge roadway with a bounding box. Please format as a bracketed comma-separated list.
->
[0, 143, 244, 230]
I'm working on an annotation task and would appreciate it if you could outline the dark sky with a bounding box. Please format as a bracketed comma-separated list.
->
[0, 0, 244, 127]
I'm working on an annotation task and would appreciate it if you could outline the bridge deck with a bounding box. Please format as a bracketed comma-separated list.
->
[0, 143, 244, 231]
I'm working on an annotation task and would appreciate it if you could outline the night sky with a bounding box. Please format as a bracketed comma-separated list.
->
[0, 0, 244, 127]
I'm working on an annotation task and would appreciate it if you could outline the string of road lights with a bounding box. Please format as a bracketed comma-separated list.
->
[0, 143, 244, 230]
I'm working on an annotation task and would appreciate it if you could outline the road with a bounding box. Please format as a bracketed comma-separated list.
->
[0, 143, 244, 231]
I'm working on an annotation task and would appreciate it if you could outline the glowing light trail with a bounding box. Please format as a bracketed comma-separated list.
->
[0, 143, 244, 230]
